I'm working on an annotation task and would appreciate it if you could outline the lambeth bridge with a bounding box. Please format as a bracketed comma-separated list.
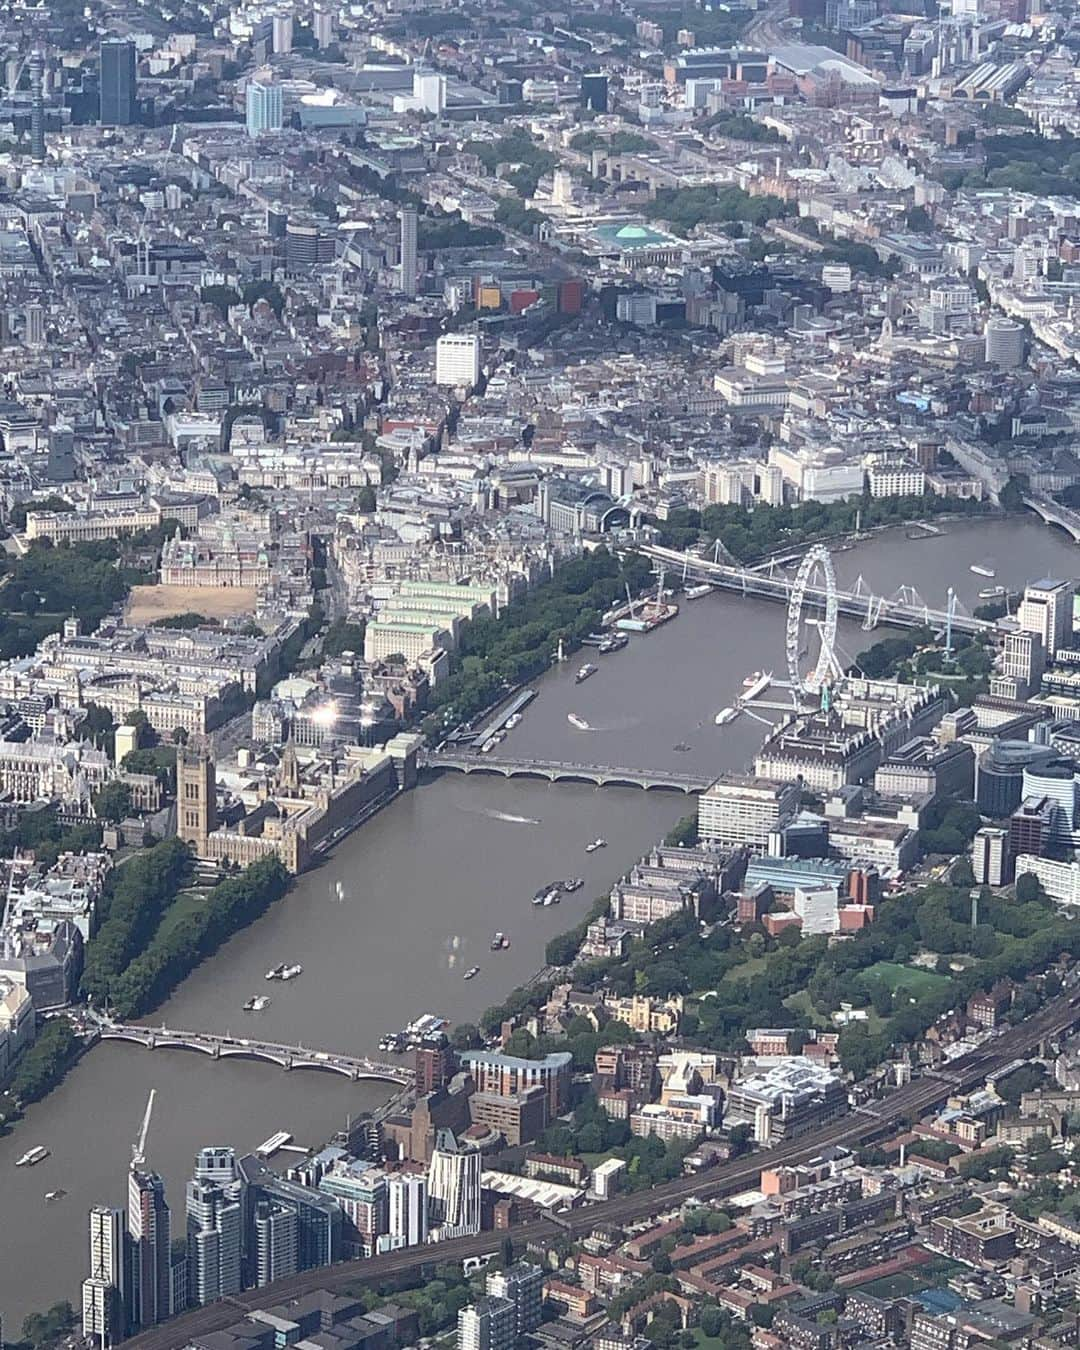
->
[424, 751, 713, 793]
[96, 1023, 414, 1086]
[641, 544, 995, 635]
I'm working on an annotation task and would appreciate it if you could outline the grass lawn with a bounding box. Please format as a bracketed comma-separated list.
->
[783, 988, 829, 1028]
[688, 1330, 736, 1350]
[153, 888, 208, 943]
[783, 989, 886, 1034]
[860, 961, 951, 999]
[724, 953, 770, 982]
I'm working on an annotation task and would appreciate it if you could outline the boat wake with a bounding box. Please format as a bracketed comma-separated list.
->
[587, 714, 641, 733]
[459, 805, 541, 825]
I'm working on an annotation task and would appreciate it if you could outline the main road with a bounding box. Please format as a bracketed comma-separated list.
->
[121, 987, 1080, 1350]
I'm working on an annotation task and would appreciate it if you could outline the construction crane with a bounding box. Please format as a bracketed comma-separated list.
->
[131, 1088, 156, 1170]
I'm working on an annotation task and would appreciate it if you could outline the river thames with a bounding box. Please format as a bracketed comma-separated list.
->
[0, 516, 1076, 1325]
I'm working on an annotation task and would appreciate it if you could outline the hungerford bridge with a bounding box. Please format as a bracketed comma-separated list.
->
[642, 543, 994, 636]
[96, 1022, 414, 1086]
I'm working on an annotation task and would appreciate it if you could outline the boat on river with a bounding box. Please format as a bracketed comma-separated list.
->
[742, 671, 773, 701]
[970, 564, 995, 578]
[16, 1146, 49, 1168]
[568, 713, 590, 730]
[715, 707, 737, 726]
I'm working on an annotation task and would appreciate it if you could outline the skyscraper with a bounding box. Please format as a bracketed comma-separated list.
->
[82, 1206, 127, 1346]
[580, 72, 608, 112]
[388, 1173, 428, 1249]
[128, 1168, 171, 1328]
[457, 1298, 516, 1350]
[253, 1198, 298, 1286]
[238, 1152, 342, 1281]
[23, 302, 44, 349]
[186, 1149, 242, 1306]
[29, 50, 45, 162]
[99, 39, 136, 126]
[246, 77, 283, 137]
[399, 207, 417, 298]
[427, 1133, 481, 1237]
[272, 12, 294, 53]
[486, 1263, 543, 1335]
[313, 7, 334, 46]
[1019, 578, 1072, 665]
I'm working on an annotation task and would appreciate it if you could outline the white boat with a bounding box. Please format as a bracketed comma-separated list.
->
[568, 713, 590, 731]
[585, 838, 607, 853]
[463, 966, 479, 980]
[970, 564, 995, 578]
[742, 671, 773, 701]
[244, 995, 270, 1012]
[685, 583, 712, 600]
[978, 586, 1005, 599]
[16, 1146, 49, 1167]
[280, 964, 303, 981]
[543, 892, 560, 906]
[715, 707, 737, 726]
[265, 964, 286, 981]
[575, 664, 598, 684]
[505, 713, 522, 730]
[562, 877, 584, 892]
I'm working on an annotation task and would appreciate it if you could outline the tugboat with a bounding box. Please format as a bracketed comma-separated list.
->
[463, 966, 479, 980]
[575, 663, 598, 684]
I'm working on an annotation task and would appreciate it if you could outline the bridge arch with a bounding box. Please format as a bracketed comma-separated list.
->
[152, 1037, 221, 1057]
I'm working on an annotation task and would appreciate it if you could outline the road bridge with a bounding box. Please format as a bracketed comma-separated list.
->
[423, 752, 713, 793]
[1023, 493, 1080, 543]
[643, 544, 995, 636]
[97, 1023, 413, 1086]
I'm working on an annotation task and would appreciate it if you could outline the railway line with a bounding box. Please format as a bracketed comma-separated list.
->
[120, 990, 1080, 1350]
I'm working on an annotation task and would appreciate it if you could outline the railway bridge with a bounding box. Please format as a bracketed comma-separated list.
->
[642, 544, 994, 635]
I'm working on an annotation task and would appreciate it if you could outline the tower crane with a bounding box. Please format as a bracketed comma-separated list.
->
[131, 1088, 156, 1170]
